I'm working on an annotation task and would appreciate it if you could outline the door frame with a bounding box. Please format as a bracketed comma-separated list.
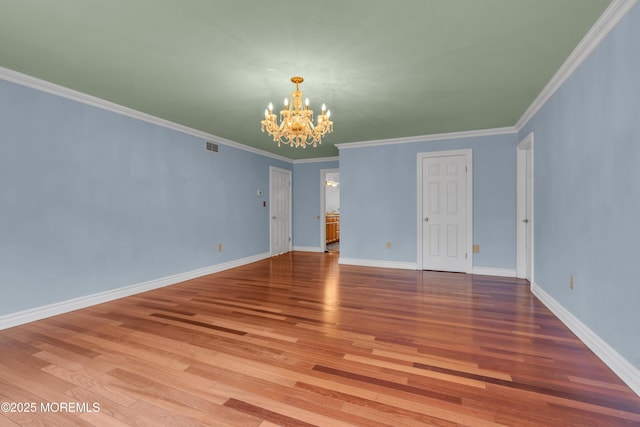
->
[269, 166, 292, 256]
[320, 168, 339, 252]
[516, 133, 534, 281]
[416, 149, 473, 272]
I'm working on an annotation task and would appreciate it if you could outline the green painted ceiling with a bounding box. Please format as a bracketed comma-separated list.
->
[0, 0, 612, 159]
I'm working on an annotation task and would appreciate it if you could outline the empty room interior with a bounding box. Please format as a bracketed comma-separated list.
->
[1, 1, 640, 425]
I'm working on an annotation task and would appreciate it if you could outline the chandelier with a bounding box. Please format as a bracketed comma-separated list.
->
[261, 76, 333, 148]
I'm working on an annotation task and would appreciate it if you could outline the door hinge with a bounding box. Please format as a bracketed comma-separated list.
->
[465, 252, 468, 259]
[465, 166, 468, 173]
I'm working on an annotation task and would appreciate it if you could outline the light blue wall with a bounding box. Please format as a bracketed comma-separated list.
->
[0, 79, 290, 316]
[339, 133, 517, 267]
[292, 160, 339, 249]
[520, 3, 640, 369]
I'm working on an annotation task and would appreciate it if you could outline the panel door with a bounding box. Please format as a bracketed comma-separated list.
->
[421, 155, 468, 272]
[270, 168, 291, 255]
[516, 135, 533, 281]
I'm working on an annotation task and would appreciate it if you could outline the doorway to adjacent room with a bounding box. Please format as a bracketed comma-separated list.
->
[321, 169, 340, 253]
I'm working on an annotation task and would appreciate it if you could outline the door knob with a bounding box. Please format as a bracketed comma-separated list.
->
[273, 216, 277, 220]
[522, 219, 529, 223]
[424, 217, 429, 222]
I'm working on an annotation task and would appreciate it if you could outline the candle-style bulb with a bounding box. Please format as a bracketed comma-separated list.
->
[326, 110, 331, 118]
[268, 102, 273, 112]
[284, 98, 289, 107]
[305, 98, 309, 106]
[321, 103, 326, 112]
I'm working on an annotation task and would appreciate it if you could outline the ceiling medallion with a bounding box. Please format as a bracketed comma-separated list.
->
[261, 76, 333, 148]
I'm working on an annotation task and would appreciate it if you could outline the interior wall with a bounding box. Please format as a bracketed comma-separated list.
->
[0, 79, 290, 317]
[520, 2, 640, 371]
[292, 159, 339, 249]
[339, 133, 517, 268]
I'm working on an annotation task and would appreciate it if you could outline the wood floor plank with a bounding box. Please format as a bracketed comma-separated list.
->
[1, 251, 639, 426]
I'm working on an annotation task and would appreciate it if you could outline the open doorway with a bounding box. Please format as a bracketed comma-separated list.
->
[320, 169, 340, 253]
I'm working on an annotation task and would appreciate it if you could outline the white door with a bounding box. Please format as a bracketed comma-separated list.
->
[270, 167, 291, 256]
[517, 133, 534, 281]
[419, 152, 471, 273]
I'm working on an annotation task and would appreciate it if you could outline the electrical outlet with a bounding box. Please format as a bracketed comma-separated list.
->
[570, 274, 574, 290]
[386, 242, 392, 249]
[218, 244, 223, 252]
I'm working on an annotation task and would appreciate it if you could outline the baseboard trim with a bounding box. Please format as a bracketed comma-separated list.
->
[337, 259, 518, 275]
[0, 252, 270, 331]
[339, 257, 417, 270]
[532, 282, 640, 397]
[293, 246, 324, 253]
[472, 267, 517, 278]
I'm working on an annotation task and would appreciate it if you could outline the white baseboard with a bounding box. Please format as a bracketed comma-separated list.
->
[293, 246, 324, 253]
[472, 267, 517, 278]
[337, 259, 517, 275]
[0, 252, 270, 331]
[532, 282, 640, 397]
[339, 257, 417, 270]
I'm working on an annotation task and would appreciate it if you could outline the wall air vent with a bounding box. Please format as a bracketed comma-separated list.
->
[205, 141, 218, 152]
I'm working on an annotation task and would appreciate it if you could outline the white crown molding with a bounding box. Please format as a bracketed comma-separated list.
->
[339, 257, 417, 270]
[293, 156, 339, 165]
[335, 127, 517, 151]
[0, 252, 270, 331]
[0, 66, 294, 164]
[516, 0, 639, 131]
[532, 281, 640, 397]
[4, 2, 635, 163]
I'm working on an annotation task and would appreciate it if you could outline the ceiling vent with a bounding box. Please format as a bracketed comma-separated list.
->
[205, 141, 218, 153]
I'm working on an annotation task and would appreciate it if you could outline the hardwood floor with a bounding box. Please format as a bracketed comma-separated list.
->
[1, 251, 639, 426]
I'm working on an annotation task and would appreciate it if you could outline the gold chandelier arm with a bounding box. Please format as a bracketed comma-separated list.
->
[260, 76, 333, 148]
